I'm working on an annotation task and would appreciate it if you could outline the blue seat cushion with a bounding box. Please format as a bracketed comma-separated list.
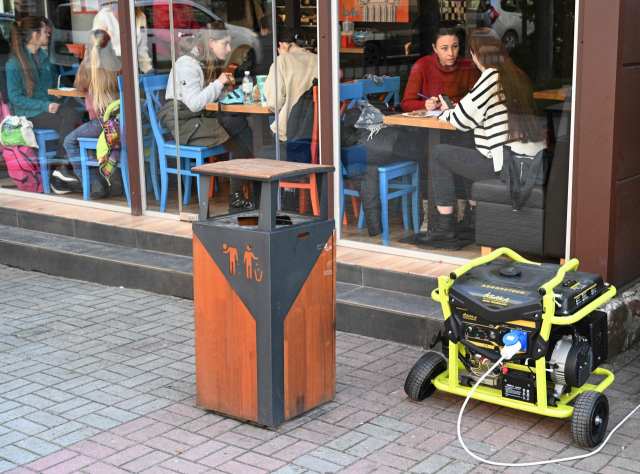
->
[163, 140, 211, 152]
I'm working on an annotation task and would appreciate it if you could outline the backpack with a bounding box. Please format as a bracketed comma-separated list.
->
[96, 99, 121, 184]
[3, 146, 43, 193]
[0, 95, 43, 193]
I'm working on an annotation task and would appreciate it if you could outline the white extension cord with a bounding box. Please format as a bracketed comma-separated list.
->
[457, 342, 640, 468]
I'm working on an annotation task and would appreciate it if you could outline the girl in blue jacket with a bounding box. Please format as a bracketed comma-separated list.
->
[6, 17, 83, 194]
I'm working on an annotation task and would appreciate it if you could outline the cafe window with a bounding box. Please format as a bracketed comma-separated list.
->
[132, 0, 319, 218]
[0, 0, 133, 208]
[336, 0, 575, 263]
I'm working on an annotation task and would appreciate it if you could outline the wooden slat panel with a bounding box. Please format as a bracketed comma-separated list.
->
[193, 234, 258, 421]
[283, 232, 336, 419]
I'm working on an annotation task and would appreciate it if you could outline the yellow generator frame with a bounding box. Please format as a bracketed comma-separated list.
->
[431, 248, 617, 418]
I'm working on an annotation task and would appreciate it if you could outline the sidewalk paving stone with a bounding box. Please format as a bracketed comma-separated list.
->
[1, 264, 640, 473]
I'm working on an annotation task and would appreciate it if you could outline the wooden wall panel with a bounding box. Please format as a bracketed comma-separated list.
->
[193, 234, 258, 422]
[617, 66, 640, 180]
[622, 0, 640, 64]
[283, 232, 336, 419]
[614, 177, 640, 285]
[572, 0, 621, 280]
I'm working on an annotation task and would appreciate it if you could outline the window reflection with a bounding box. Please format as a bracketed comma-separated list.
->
[339, 0, 575, 261]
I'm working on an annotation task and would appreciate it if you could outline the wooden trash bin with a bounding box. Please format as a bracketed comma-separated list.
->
[191, 159, 336, 427]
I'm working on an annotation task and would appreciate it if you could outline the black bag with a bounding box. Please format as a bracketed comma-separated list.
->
[500, 146, 551, 211]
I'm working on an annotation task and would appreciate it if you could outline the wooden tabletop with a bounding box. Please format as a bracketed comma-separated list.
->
[205, 102, 272, 114]
[533, 88, 569, 101]
[192, 158, 335, 181]
[383, 114, 457, 130]
[340, 47, 364, 54]
[48, 89, 87, 98]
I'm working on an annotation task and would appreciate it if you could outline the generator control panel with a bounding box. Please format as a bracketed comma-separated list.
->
[458, 309, 538, 359]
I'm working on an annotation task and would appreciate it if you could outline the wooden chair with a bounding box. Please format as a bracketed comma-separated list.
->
[279, 86, 322, 215]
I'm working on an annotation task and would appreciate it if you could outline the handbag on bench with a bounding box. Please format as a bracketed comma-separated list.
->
[500, 146, 552, 211]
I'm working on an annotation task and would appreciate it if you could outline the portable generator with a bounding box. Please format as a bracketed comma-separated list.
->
[405, 248, 617, 448]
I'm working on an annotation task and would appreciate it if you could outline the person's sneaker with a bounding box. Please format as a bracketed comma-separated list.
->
[229, 192, 254, 212]
[90, 181, 108, 199]
[53, 167, 81, 184]
[49, 176, 72, 195]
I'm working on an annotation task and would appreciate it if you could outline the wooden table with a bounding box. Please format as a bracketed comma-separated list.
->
[533, 88, 569, 101]
[383, 114, 458, 231]
[340, 47, 364, 54]
[205, 102, 271, 114]
[48, 88, 86, 98]
[206, 102, 273, 154]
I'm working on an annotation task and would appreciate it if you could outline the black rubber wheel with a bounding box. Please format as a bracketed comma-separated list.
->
[571, 391, 609, 447]
[404, 352, 447, 401]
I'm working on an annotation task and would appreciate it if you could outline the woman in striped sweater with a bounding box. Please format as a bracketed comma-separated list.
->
[417, 28, 546, 249]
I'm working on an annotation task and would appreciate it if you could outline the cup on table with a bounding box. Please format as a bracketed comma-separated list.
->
[225, 67, 236, 91]
[256, 75, 267, 103]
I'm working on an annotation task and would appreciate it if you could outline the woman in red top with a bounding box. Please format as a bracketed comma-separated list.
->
[401, 29, 479, 113]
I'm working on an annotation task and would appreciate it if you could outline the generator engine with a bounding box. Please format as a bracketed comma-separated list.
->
[440, 261, 609, 404]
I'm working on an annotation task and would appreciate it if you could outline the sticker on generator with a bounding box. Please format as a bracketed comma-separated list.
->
[502, 372, 537, 404]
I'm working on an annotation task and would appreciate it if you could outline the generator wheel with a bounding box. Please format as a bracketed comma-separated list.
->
[571, 390, 609, 447]
[404, 352, 447, 401]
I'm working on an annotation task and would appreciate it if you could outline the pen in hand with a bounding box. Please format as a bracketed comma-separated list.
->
[418, 93, 440, 106]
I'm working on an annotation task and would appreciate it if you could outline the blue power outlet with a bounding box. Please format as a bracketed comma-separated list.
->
[503, 330, 528, 352]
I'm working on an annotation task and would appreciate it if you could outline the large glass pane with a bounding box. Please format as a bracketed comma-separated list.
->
[137, 0, 283, 216]
[0, 0, 130, 207]
[338, 0, 575, 261]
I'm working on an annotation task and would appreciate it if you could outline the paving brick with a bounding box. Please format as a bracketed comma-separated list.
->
[408, 454, 452, 473]
[218, 460, 268, 474]
[0, 445, 40, 465]
[346, 437, 390, 458]
[162, 428, 208, 447]
[273, 441, 319, 462]
[3, 417, 46, 435]
[180, 440, 226, 461]
[253, 435, 298, 456]
[14, 437, 60, 456]
[103, 445, 154, 466]
[41, 455, 93, 474]
[294, 454, 343, 473]
[199, 446, 246, 467]
[82, 462, 130, 474]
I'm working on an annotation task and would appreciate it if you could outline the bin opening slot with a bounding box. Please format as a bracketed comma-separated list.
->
[298, 232, 310, 239]
[236, 215, 294, 227]
[238, 216, 259, 226]
[276, 216, 293, 226]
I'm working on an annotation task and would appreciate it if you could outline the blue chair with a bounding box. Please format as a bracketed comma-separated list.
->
[339, 81, 420, 245]
[142, 74, 229, 212]
[354, 76, 401, 108]
[77, 75, 160, 204]
[33, 129, 61, 194]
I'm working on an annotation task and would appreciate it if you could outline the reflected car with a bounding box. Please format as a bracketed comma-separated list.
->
[479, 0, 535, 52]
[49, 0, 261, 72]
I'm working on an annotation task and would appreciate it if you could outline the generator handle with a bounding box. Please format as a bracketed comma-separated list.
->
[548, 285, 617, 325]
[538, 258, 580, 296]
[449, 247, 538, 280]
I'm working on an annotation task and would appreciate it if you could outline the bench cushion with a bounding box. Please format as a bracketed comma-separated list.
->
[472, 178, 545, 210]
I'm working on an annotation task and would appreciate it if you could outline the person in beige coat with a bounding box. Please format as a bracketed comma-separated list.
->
[263, 28, 318, 142]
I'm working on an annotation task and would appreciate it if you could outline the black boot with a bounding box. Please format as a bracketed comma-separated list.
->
[416, 213, 461, 249]
[456, 204, 476, 242]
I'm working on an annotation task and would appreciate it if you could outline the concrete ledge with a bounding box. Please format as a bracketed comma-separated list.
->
[603, 282, 640, 360]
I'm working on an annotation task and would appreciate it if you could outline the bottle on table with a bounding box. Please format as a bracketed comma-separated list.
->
[242, 71, 254, 105]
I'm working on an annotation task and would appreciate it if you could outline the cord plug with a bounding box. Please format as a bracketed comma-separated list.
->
[501, 332, 523, 360]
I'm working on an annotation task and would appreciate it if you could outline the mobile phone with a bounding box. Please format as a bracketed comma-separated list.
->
[440, 94, 454, 109]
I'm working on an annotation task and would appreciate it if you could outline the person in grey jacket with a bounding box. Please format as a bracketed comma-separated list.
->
[157, 23, 253, 210]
